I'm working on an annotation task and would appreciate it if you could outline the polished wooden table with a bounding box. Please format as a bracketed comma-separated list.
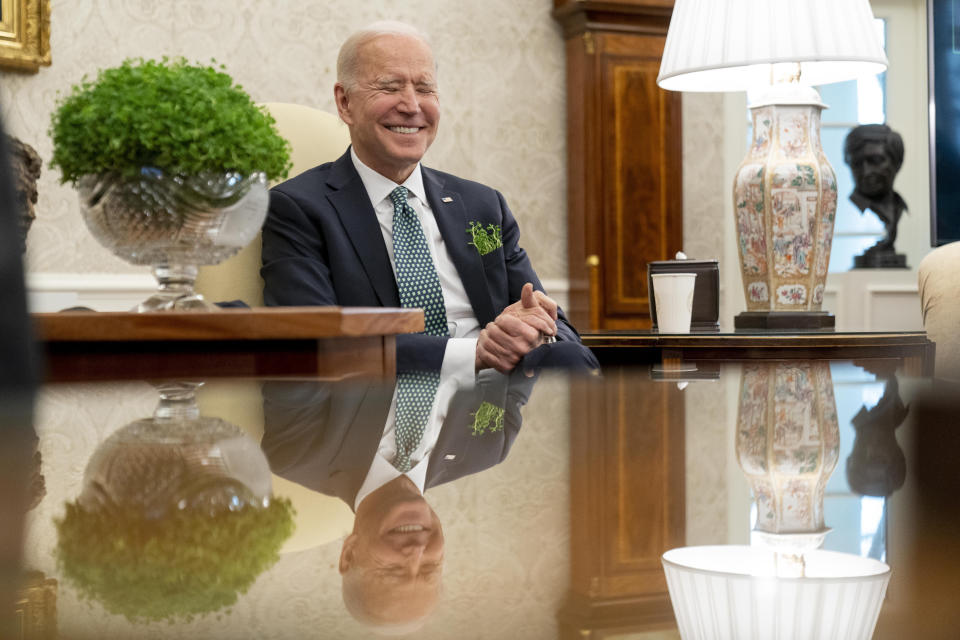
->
[563, 328, 935, 637]
[583, 329, 935, 376]
[34, 307, 424, 382]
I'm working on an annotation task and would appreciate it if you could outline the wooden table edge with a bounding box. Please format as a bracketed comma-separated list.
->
[33, 306, 425, 342]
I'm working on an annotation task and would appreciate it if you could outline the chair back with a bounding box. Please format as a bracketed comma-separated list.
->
[195, 103, 351, 306]
[918, 241, 960, 377]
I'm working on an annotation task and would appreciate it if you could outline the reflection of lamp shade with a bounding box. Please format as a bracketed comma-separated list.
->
[663, 546, 890, 640]
[736, 362, 839, 550]
[657, 0, 887, 327]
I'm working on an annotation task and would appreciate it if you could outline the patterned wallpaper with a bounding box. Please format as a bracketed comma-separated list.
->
[1, 0, 569, 279]
[1, 0, 724, 291]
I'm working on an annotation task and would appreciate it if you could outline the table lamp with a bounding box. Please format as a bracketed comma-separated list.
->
[657, 0, 888, 329]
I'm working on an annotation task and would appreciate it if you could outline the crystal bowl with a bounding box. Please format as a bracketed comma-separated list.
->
[77, 169, 268, 311]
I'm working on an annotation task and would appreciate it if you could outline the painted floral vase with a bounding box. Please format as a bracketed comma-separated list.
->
[733, 91, 838, 311]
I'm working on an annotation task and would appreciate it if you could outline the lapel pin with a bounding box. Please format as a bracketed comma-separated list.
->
[444, 454, 456, 460]
[442, 197, 453, 203]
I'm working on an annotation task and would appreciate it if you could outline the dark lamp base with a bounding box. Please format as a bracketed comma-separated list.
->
[734, 311, 836, 330]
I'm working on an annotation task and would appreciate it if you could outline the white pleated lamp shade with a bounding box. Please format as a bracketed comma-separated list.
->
[662, 546, 891, 640]
[657, 0, 888, 91]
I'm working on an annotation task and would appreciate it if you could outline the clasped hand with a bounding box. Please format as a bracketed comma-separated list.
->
[475, 283, 558, 373]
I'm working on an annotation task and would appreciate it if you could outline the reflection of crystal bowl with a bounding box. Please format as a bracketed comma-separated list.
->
[79, 417, 273, 516]
[77, 169, 268, 310]
[54, 388, 294, 623]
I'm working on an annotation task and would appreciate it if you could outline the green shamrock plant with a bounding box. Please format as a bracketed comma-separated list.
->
[470, 401, 505, 436]
[467, 221, 503, 256]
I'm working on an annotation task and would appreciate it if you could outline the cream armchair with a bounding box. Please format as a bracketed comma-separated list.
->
[195, 103, 351, 306]
[918, 241, 960, 377]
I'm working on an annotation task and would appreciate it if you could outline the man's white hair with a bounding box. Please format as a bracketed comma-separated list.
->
[336, 21, 435, 91]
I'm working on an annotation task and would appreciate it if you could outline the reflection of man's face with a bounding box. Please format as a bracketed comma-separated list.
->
[340, 476, 444, 628]
[853, 141, 895, 199]
[334, 34, 440, 184]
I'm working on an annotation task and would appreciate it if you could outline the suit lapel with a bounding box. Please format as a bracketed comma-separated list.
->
[425, 372, 511, 488]
[326, 379, 396, 509]
[422, 167, 497, 325]
[326, 151, 399, 307]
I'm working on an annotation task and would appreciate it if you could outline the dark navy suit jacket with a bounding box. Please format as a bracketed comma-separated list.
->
[260, 373, 535, 510]
[260, 148, 581, 372]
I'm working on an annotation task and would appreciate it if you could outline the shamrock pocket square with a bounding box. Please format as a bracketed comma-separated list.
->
[470, 401, 505, 436]
[467, 221, 502, 256]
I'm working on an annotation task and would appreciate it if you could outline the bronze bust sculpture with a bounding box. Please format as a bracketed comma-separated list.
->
[844, 124, 909, 268]
[5, 134, 42, 253]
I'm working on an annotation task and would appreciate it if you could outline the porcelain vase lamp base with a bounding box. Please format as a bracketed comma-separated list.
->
[733, 84, 838, 330]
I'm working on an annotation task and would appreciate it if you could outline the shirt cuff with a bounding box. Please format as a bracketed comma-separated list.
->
[440, 337, 479, 389]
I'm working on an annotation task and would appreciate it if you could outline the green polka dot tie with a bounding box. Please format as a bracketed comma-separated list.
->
[390, 186, 447, 472]
[390, 186, 448, 336]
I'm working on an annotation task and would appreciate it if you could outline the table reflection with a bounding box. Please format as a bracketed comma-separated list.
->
[3, 358, 949, 638]
[261, 371, 536, 633]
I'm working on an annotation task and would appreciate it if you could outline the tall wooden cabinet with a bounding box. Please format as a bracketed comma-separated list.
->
[553, 3, 685, 636]
[553, 0, 682, 330]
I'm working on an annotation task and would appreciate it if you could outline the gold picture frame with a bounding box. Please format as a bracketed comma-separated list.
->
[0, 0, 50, 72]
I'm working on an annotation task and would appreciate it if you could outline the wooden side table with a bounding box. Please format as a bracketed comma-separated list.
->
[34, 307, 423, 382]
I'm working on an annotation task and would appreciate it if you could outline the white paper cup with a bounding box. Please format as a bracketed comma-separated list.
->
[652, 273, 697, 333]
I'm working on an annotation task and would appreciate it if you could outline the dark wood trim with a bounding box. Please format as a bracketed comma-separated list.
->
[552, 1, 674, 38]
[583, 330, 932, 349]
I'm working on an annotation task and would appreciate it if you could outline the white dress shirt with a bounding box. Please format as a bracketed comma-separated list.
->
[352, 365, 471, 510]
[350, 149, 481, 369]
[350, 150, 484, 508]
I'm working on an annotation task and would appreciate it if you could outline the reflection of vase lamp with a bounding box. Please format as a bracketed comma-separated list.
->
[662, 361, 890, 639]
[735, 362, 840, 567]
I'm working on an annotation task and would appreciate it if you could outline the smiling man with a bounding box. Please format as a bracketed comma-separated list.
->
[260, 368, 537, 633]
[339, 474, 444, 631]
[260, 21, 598, 376]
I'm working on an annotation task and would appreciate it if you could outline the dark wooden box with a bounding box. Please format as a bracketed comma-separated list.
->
[647, 259, 720, 331]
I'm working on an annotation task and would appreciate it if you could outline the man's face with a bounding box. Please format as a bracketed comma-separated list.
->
[340, 477, 444, 624]
[853, 141, 896, 199]
[335, 34, 440, 183]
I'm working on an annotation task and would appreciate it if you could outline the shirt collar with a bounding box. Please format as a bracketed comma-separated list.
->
[350, 147, 427, 208]
[354, 452, 430, 511]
